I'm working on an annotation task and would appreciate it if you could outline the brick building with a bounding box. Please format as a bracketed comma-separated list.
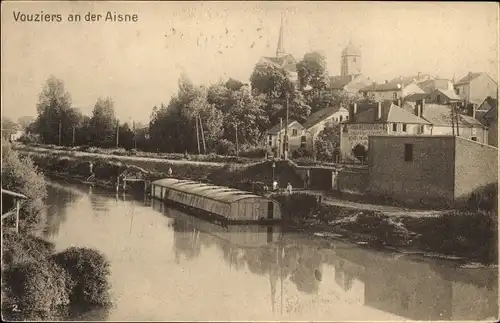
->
[367, 135, 498, 207]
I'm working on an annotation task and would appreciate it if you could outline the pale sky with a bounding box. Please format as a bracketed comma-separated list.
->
[1, 1, 498, 123]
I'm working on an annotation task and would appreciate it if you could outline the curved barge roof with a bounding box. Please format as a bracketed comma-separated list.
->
[152, 178, 270, 204]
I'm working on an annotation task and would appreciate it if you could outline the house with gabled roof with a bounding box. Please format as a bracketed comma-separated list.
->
[340, 100, 431, 159]
[425, 88, 463, 105]
[264, 119, 304, 158]
[453, 72, 498, 107]
[417, 78, 454, 94]
[330, 74, 372, 95]
[301, 105, 349, 152]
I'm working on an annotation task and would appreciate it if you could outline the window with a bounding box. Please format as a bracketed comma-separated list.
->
[340, 115, 343, 122]
[292, 129, 298, 136]
[402, 124, 407, 132]
[455, 88, 460, 95]
[393, 92, 398, 100]
[392, 123, 397, 132]
[418, 125, 425, 134]
[437, 94, 441, 103]
[268, 135, 272, 146]
[404, 144, 413, 162]
[346, 115, 349, 120]
[471, 136, 478, 141]
[300, 136, 306, 148]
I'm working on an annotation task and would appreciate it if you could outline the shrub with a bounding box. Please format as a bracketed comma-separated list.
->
[2, 260, 71, 320]
[214, 139, 236, 156]
[291, 147, 312, 159]
[2, 232, 55, 269]
[239, 145, 266, 158]
[50, 247, 112, 307]
[18, 133, 41, 145]
[1, 141, 47, 231]
[352, 144, 367, 162]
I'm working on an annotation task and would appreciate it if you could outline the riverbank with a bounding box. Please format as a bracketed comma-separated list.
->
[16, 146, 498, 265]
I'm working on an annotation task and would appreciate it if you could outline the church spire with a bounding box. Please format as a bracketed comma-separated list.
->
[276, 13, 286, 57]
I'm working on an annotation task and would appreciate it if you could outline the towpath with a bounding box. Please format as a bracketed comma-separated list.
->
[295, 189, 444, 218]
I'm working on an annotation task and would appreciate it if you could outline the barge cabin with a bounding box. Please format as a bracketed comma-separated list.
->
[151, 178, 282, 224]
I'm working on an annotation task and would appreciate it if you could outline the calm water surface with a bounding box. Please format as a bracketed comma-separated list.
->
[42, 179, 498, 321]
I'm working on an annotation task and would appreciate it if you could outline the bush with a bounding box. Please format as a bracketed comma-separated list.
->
[50, 247, 112, 307]
[2, 232, 55, 270]
[2, 260, 71, 320]
[352, 144, 367, 162]
[214, 139, 236, 156]
[1, 140, 47, 231]
[273, 192, 321, 223]
[18, 133, 41, 145]
[239, 145, 266, 158]
[466, 183, 497, 211]
[291, 147, 312, 159]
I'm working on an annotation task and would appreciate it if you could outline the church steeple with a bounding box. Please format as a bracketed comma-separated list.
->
[276, 13, 286, 57]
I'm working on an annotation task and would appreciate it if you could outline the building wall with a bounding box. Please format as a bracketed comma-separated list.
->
[470, 74, 498, 106]
[426, 91, 455, 105]
[337, 169, 369, 194]
[266, 123, 305, 155]
[454, 84, 470, 102]
[304, 110, 349, 151]
[402, 83, 426, 97]
[368, 136, 456, 206]
[341, 54, 361, 76]
[340, 123, 388, 159]
[487, 119, 498, 147]
[365, 90, 402, 101]
[453, 137, 498, 204]
[431, 125, 488, 144]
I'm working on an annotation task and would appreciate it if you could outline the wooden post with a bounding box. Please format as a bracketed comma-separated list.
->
[235, 123, 239, 156]
[195, 116, 200, 154]
[58, 122, 62, 146]
[199, 115, 206, 154]
[15, 200, 20, 233]
[284, 94, 289, 160]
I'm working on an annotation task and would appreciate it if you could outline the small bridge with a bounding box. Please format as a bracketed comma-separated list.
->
[1, 188, 28, 233]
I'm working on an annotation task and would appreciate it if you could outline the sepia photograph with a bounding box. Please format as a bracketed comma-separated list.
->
[1, 1, 499, 321]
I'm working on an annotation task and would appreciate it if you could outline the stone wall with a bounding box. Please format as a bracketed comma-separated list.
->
[337, 168, 369, 195]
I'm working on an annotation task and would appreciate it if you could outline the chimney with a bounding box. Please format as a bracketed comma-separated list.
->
[377, 101, 382, 120]
[353, 102, 358, 114]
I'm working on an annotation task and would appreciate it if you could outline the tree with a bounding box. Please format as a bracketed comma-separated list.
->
[33, 76, 73, 144]
[89, 97, 117, 147]
[296, 52, 330, 93]
[314, 121, 341, 161]
[352, 144, 368, 162]
[1, 117, 19, 138]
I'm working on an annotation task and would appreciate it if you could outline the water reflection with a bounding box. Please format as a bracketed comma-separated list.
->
[43, 179, 498, 321]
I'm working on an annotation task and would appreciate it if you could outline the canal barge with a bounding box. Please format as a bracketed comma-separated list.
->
[151, 178, 282, 224]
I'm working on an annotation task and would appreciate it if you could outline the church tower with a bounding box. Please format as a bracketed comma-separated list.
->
[276, 13, 286, 57]
[341, 41, 362, 76]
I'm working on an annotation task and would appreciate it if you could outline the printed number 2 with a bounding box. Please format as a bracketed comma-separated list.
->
[12, 304, 19, 312]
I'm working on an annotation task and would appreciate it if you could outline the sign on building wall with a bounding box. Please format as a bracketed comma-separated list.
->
[344, 123, 387, 147]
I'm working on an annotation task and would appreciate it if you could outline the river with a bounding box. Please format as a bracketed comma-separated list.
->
[41, 178, 498, 321]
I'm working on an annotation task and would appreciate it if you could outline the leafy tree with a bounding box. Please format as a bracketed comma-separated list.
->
[2, 117, 19, 134]
[297, 52, 330, 93]
[352, 143, 368, 162]
[314, 121, 341, 161]
[33, 76, 73, 145]
[89, 97, 117, 147]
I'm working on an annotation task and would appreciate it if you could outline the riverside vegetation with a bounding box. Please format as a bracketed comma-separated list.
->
[1, 140, 112, 321]
[15, 143, 498, 265]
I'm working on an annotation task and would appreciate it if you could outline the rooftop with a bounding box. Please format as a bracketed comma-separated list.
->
[403, 103, 485, 128]
[303, 105, 346, 129]
[267, 119, 301, 135]
[151, 178, 268, 204]
[349, 100, 431, 124]
[341, 42, 361, 56]
[454, 72, 483, 85]
[329, 74, 360, 89]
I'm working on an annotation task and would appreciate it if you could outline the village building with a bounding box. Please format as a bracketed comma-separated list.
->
[359, 74, 429, 101]
[329, 74, 372, 95]
[453, 72, 498, 108]
[265, 120, 304, 157]
[402, 102, 488, 143]
[340, 100, 431, 160]
[301, 105, 349, 152]
[475, 96, 498, 147]
[367, 135, 498, 208]
[424, 88, 463, 105]
[417, 78, 454, 93]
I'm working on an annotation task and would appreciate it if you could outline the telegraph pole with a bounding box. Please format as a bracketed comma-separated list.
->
[235, 123, 239, 157]
[72, 125, 75, 146]
[116, 120, 120, 147]
[195, 116, 200, 154]
[199, 115, 206, 154]
[133, 121, 137, 150]
[58, 122, 62, 146]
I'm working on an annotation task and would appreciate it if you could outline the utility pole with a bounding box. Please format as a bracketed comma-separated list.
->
[199, 115, 206, 154]
[72, 125, 75, 146]
[116, 120, 120, 147]
[133, 121, 137, 150]
[195, 116, 200, 154]
[279, 118, 282, 158]
[284, 93, 289, 160]
[58, 122, 62, 146]
[235, 123, 239, 156]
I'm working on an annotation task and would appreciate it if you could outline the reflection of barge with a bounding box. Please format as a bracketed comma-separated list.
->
[151, 178, 282, 224]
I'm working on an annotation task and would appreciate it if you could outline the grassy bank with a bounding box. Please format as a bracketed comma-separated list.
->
[275, 193, 497, 265]
[1, 140, 112, 320]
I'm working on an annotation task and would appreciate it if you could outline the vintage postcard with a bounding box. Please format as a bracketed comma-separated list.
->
[1, 1, 498, 321]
